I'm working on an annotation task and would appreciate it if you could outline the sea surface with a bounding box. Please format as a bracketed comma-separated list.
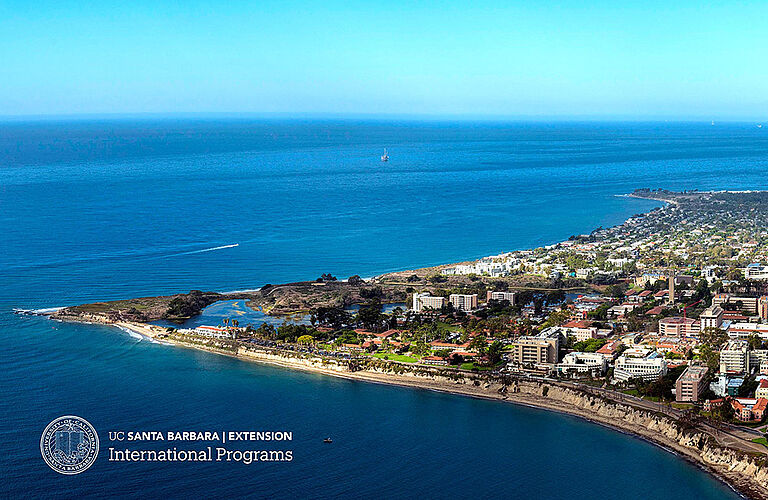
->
[3, 118, 767, 498]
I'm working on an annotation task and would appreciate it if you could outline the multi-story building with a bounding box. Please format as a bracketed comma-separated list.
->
[486, 291, 517, 305]
[556, 352, 608, 377]
[699, 305, 724, 330]
[614, 351, 667, 382]
[449, 294, 478, 312]
[720, 340, 749, 374]
[713, 293, 759, 315]
[561, 320, 598, 341]
[658, 317, 699, 337]
[745, 263, 768, 281]
[727, 323, 768, 339]
[756, 379, 768, 399]
[675, 365, 709, 402]
[759, 296, 768, 322]
[412, 293, 445, 313]
[510, 328, 563, 366]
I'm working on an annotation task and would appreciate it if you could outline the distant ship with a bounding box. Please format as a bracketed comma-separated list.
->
[380, 149, 389, 162]
[758, 124, 763, 129]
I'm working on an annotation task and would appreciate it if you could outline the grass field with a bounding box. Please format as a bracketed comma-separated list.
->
[373, 352, 419, 363]
[460, 362, 493, 371]
[751, 437, 768, 449]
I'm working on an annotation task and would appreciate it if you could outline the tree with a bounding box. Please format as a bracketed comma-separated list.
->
[348, 275, 364, 285]
[700, 327, 728, 350]
[487, 340, 504, 364]
[312, 306, 353, 330]
[297, 335, 314, 345]
[469, 336, 488, 354]
[255, 323, 276, 339]
[357, 301, 384, 331]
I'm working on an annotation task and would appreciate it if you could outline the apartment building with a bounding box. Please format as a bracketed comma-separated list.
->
[412, 293, 445, 313]
[486, 290, 517, 305]
[449, 294, 478, 312]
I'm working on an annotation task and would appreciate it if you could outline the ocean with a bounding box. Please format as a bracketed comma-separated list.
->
[3, 118, 767, 498]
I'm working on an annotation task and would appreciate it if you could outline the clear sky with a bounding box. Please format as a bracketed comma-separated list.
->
[1, 0, 767, 119]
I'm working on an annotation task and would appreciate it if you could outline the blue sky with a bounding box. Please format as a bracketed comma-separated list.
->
[1, 0, 767, 119]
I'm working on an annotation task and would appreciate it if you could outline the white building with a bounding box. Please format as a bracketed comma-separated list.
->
[727, 323, 768, 339]
[449, 294, 478, 312]
[486, 291, 517, 305]
[192, 325, 234, 339]
[614, 351, 668, 382]
[412, 293, 445, 312]
[745, 263, 768, 281]
[556, 352, 608, 377]
[699, 305, 724, 330]
[720, 340, 749, 374]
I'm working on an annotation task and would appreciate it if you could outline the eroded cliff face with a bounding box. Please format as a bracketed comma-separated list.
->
[231, 347, 768, 498]
[508, 380, 768, 498]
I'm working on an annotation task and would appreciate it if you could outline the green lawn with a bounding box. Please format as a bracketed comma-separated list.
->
[373, 352, 419, 363]
[460, 362, 493, 371]
[752, 437, 768, 449]
[436, 321, 462, 332]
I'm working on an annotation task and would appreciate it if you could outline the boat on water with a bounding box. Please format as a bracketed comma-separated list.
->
[323, 437, 333, 443]
[380, 149, 389, 162]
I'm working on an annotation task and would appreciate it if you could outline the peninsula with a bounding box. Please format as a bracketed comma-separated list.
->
[47, 189, 768, 499]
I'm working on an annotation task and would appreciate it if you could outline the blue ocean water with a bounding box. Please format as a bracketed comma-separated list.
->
[3, 118, 767, 498]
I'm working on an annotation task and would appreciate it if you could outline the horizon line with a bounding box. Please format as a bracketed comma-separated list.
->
[0, 111, 766, 124]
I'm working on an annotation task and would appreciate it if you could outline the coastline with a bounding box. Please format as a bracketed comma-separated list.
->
[45, 189, 768, 499]
[109, 321, 765, 499]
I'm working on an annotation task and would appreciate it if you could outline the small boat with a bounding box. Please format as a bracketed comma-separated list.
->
[323, 437, 333, 443]
[380, 149, 389, 162]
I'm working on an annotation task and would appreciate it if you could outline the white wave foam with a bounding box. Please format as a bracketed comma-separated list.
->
[114, 325, 145, 341]
[12, 306, 65, 315]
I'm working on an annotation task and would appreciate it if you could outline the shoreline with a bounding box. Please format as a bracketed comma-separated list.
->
[36, 189, 768, 499]
[109, 321, 765, 499]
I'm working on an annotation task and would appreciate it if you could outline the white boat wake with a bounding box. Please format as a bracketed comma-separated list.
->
[172, 243, 239, 256]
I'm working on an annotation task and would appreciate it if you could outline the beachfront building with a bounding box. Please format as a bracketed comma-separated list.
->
[449, 294, 478, 312]
[720, 340, 749, 374]
[613, 351, 667, 382]
[658, 317, 699, 337]
[486, 290, 517, 305]
[412, 293, 445, 313]
[555, 352, 607, 377]
[675, 365, 709, 403]
[745, 263, 768, 281]
[510, 328, 564, 366]
[699, 306, 724, 330]
[192, 325, 234, 339]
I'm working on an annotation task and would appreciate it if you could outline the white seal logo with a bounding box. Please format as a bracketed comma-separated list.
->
[40, 416, 99, 474]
